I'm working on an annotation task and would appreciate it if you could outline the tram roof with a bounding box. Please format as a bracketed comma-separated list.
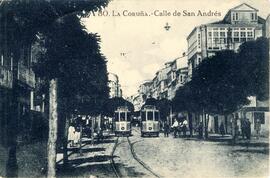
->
[115, 106, 130, 112]
[141, 105, 159, 111]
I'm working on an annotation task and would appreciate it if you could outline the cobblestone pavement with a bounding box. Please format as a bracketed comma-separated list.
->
[132, 127, 269, 178]
[56, 132, 117, 178]
[55, 128, 269, 178]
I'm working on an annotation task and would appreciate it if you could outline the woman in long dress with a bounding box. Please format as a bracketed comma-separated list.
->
[68, 125, 75, 147]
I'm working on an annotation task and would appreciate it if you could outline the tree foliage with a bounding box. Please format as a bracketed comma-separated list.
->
[237, 37, 269, 100]
[143, 98, 171, 121]
[105, 97, 134, 117]
[173, 37, 269, 117]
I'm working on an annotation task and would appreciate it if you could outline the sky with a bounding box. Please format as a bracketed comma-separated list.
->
[82, 0, 270, 97]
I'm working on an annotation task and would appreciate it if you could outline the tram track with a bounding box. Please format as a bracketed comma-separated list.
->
[127, 136, 161, 178]
[110, 133, 161, 178]
[110, 136, 121, 178]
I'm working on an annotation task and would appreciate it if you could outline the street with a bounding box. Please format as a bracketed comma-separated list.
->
[75, 127, 268, 178]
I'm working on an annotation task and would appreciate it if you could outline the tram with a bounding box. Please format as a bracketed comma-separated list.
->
[140, 105, 160, 137]
[114, 106, 131, 136]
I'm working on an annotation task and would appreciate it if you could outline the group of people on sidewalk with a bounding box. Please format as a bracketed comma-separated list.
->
[162, 117, 253, 140]
[163, 118, 189, 138]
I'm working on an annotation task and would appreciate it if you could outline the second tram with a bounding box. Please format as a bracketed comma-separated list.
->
[114, 106, 131, 136]
[140, 105, 160, 137]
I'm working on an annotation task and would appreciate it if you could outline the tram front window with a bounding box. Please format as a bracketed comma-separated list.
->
[115, 113, 119, 122]
[154, 111, 159, 121]
[120, 112, 125, 121]
[141, 111, 146, 121]
[147, 111, 153, 121]
[127, 113, 131, 122]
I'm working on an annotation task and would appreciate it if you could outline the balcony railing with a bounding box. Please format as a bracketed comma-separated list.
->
[18, 63, 35, 88]
[0, 65, 12, 89]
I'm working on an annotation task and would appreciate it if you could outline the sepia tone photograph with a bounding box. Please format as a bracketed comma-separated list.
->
[0, 0, 269, 177]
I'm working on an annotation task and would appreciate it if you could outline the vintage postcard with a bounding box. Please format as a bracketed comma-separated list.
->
[0, 0, 269, 177]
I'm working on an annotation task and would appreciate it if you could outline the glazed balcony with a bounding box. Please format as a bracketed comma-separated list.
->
[0, 65, 12, 89]
[18, 63, 35, 88]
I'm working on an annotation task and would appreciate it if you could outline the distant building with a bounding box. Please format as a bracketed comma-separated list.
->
[187, 3, 266, 80]
[266, 14, 270, 38]
[108, 73, 122, 98]
[138, 80, 152, 98]
[167, 56, 188, 100]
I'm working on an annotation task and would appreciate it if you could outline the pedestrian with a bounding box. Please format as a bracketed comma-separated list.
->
[164, 121, 170, 137]
[182, 118, 188, 137]
[172, 119, 179, 138]
[255, 118, 261, 139]
[74, 126, 81, 146]
[198, 122, 203, 139]
[68, 124, 75, 147]
[219, 122, 225, 137]
[241, 119, 246, 139]
[246, 119, 251, 140]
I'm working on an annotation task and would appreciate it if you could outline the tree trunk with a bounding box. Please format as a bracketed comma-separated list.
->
[188, 112, 193, 137]
[62, 113, 69, 168]
[205, 114, 209, 139]
[47, 78, 58, 178]
[6, 40, 19, 178]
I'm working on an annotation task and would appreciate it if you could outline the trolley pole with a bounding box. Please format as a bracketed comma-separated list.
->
[91, 117, 95, 145]
[79, 123, 83, 156]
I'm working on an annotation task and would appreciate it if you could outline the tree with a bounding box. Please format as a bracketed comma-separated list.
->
[237, 37, 269, 101]
[173, 50, 251, 139]
[105, 97, 134, 117]
[142, 98, 171, 122]
[0, 1, 109, 177]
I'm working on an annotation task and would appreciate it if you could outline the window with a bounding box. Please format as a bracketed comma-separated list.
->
[251, 13, 257, 21]
[220, 32, 226, 37]
[240, 38, 246, 42]
[208, 32, 212, 37]
[240, 31, 246, 38]
[120, 112, 125, 121]
[251, 13, 254, 20]
[213, 31, 219, 37]
[232, 13, 235, 21]
[154, 111, 159, 121]
[147, 111, 153, 121]
[233, 31, 239, 37]
[234, 38, 240, 42]
[235, 13, 239, 20]
[220, 38, 226, 44]
[127, 113, 131, 122]
[115, 113, 119, 122]
[247, 31, 253, 38]
[213, 38, 220, 45]
[141, 111, 146, 121]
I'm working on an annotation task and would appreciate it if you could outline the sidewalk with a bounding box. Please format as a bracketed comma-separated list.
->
[56, 132, 117, 177]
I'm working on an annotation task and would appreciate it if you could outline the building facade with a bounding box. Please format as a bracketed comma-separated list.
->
[0, 9, 37, 146]
[186, 3, 269, 137]
[130, 56, 188, 110]
[187, 3, 265, 80]
[108, 73, 122, 98]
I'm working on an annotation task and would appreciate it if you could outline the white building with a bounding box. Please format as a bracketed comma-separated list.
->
[187, 3, 265, 80]
[108, 73, 122, 98]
